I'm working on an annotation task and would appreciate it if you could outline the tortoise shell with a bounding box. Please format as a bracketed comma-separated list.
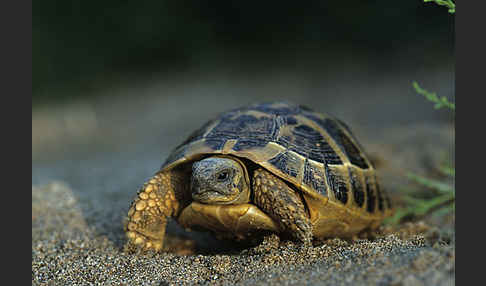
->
[162, 101, 391, 216]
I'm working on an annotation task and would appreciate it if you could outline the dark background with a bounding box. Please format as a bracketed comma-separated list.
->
[33, 0, 454, 104]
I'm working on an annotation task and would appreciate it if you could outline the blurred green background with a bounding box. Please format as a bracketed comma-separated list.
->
[33, 0, 454, 105]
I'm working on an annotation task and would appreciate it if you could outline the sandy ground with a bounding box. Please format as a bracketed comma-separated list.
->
[32, 66, 454, 285]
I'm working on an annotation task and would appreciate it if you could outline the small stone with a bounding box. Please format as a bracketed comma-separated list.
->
[402, 275, 424, 286]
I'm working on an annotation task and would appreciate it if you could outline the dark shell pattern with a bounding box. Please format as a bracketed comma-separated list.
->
[162, 102, 391, 216]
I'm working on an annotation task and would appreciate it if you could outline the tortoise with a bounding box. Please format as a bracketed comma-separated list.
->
[124, 101, 393, 251]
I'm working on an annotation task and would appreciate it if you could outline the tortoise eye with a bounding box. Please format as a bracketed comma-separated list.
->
[217, 171, 229, 182]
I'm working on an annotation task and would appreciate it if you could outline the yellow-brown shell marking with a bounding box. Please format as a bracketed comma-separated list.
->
[161, 102, 391, 220]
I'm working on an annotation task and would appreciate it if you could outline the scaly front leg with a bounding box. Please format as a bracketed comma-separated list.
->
[124, 170, 188, 252]
[253, 168, 313, 245]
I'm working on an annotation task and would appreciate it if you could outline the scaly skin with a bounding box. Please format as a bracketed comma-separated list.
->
[124, 171, 186, 252]
[252, 168, 313, 245]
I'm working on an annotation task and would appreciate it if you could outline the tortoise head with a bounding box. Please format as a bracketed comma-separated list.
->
[191, 156, 250, 204]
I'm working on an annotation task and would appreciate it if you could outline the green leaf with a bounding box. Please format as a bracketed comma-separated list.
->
[411, 194, 454, 216]
[432, 203, 455, 217]
[407, 172, 454, 194]
[384, 208, 409, 225]
[412, 81, 455, 111]
[439, 165, 455, 177]
[386, 170, 455, 225]
[386, 193, 454, 225]
[424, 0, 455, 14]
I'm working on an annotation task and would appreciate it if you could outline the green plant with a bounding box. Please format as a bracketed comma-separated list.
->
[412, 82, 455, 111]
[385, 0, 455, 225]
[386, 82, 455, 224]
[385, 169, 455, 225]
[424, 0, 455, 14]
[385, 81, 455, 225]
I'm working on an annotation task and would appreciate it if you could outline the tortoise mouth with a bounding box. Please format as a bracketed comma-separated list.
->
[192, 190, 239, 205]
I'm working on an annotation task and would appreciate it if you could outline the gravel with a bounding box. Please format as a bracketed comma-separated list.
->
[32, 67, 454, 285]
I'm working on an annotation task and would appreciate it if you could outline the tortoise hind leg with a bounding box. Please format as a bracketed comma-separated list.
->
[252, 168, 313, 244]
[124, 169, 189, 252]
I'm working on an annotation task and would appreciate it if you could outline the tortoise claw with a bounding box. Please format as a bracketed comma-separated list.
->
[124, 219, 164, 252]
